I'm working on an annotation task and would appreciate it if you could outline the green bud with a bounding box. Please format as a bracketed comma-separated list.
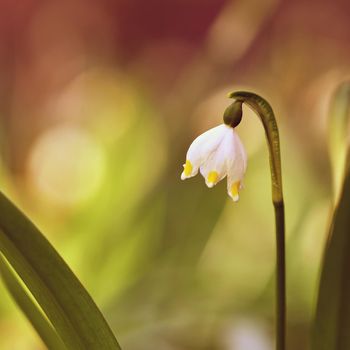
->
[223, 100, 243, 128]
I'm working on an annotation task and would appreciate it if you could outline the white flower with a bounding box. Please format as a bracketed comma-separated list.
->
[181, 124, 247, 201]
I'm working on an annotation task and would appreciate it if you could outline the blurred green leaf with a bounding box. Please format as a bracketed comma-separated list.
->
[313, 82, 350, 350]
[0, 255, 66, 350]
[328, 82, 350, 201]
[0, 191, 121, 350]
[312, 159, 350, 350]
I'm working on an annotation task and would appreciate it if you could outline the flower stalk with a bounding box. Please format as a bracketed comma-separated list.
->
[226, 91, 286, 350]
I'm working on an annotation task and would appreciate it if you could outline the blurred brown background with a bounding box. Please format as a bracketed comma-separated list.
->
[0, 0, 349, 349]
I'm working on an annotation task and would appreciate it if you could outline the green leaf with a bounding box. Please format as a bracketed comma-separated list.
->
[313, 82, 350, 350]
[0, 191, 121, 350]
[312, 160, 350, 350]
[327, 82, 350, 201]
[0, 255, 66, 350]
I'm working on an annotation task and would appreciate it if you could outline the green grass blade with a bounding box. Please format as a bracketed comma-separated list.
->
[328, 82, 350, 201]
[312, 159, 350, 350]
[0, 255, 67, 350]
[0, 191, 121, 350]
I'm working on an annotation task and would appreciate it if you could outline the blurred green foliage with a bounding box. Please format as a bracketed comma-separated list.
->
[312, 82, 350, 350]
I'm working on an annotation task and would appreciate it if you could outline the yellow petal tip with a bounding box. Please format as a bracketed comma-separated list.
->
[182, 160, 193, 179]
[230, 181, 241, 201]
[231, 194, 239, 202]
[207, 171, 219, 187]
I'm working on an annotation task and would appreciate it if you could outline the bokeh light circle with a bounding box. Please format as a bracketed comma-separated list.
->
[28, 125, 106, 208]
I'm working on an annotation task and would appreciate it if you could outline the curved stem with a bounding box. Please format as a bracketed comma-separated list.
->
[228, 91, 286, 350]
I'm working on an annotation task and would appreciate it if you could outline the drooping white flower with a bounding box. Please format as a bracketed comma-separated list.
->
[181, 124, 247, 201]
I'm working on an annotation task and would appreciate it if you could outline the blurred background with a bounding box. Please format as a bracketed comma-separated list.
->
[0, 0, 349, 349]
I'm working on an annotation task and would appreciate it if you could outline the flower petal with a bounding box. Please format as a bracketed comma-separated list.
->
[181, 124, 227, 180]
[200, 126, 233, 187]
[228, 180, 242, 202]
[226, 131, 247, 201]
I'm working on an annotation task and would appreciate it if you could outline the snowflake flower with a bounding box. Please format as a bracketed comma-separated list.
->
[181, 124, 247, 201]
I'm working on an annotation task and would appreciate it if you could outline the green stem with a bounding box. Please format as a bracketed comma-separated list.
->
[228, 91, 286, 350]
[274, 201, 286, 350]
